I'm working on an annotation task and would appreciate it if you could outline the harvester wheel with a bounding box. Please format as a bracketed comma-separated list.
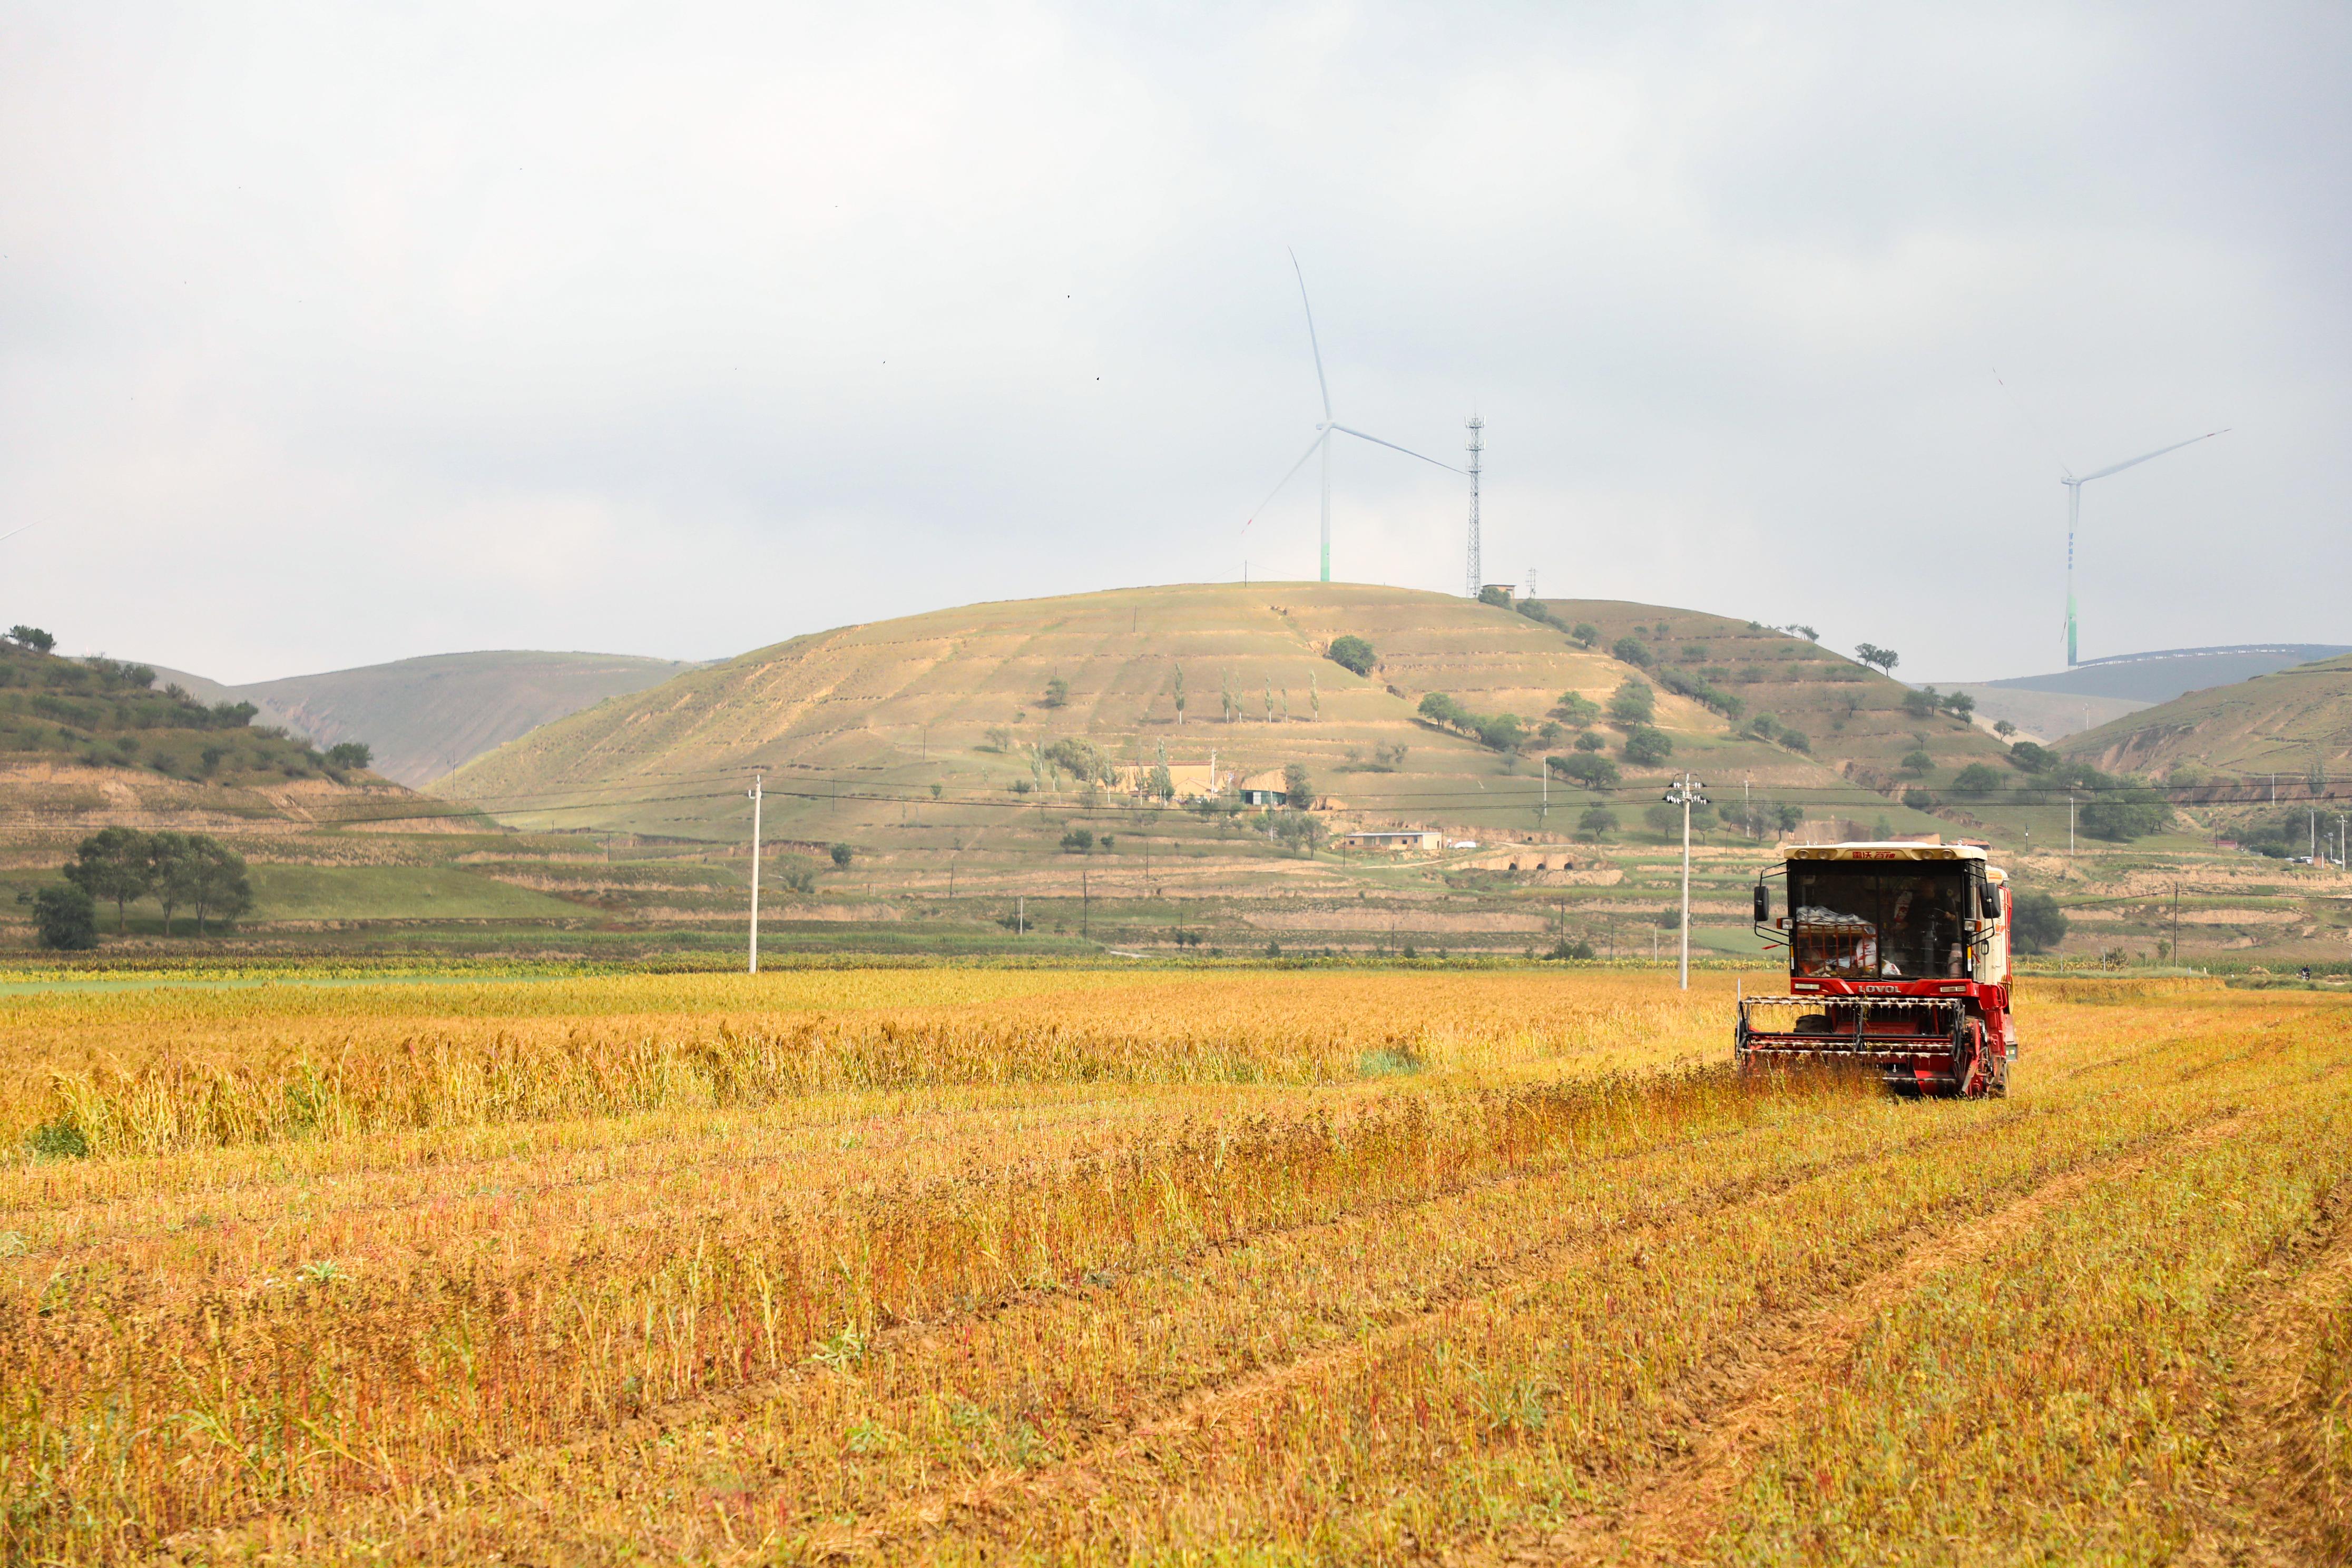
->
[1958, 1021, 2002, 1100]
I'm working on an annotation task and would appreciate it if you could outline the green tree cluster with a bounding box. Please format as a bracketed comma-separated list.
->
[54, 827, 253, 938]
[1416, 692, 1525, 753]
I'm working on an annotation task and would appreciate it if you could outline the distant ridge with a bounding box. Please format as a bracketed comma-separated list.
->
[1986, 645, 2352, 704]
[2063, 651, 2352, 777]
[149, 651, 697, 787]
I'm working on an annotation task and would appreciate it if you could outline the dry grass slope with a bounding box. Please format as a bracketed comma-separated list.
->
[438, 583, 1967, 846]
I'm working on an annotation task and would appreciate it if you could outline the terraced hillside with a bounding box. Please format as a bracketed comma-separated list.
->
[442, 584, 2000, 850]
[2065, 652, 2352, 780]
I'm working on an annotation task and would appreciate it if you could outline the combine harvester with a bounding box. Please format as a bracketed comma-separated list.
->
[1738, 842, 2016, 1098]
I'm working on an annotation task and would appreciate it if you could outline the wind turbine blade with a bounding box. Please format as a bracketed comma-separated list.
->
[2078, 428, 2230, 483]
[1329, 424, 1463, 474]
[1288, 249, 1333, 422]
[1243, 430, 1330, 527]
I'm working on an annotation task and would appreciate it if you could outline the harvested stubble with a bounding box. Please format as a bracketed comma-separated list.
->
[1, 970, 2348, 1565]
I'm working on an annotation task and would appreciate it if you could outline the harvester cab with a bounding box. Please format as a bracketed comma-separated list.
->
[1737, 841, 2016, 1098]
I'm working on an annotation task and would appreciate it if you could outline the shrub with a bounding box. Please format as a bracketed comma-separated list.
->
[1041, 677, 1069, 709]
[1569, 622, 1600, 648]
[1902, 787, 1937, 811]
[1609, 679, 1654, 725]
[1611, 636, 1653, 668]
[1060, 828, 1095, 854]
[830, 843, 855, 869]
[30, 884, 98, 950]
[1575, 805, 1617, 841]
[1326, 635, 1376, 676]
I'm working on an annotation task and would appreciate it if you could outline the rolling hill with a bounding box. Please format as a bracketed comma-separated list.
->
[149, 651, 698, 787]
[440, 583, 2014, 849]
[2063, 651, 2352, 779]
[1924, 644, 2352, 741]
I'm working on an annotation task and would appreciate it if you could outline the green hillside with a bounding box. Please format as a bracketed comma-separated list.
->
[2064, 653, 2352, 779]
[151, 651, 698, 788]
[440, 583, 2000, 851]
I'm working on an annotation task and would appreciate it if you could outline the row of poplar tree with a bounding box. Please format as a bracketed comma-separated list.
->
[28, 826, 254, 948]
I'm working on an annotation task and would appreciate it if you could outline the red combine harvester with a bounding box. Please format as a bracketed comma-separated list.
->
[1737, 841, 2016, 1098]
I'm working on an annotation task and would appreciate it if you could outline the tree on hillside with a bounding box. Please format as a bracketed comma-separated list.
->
[1569, 622, 1600, 648]
[325, 742, 373, 770]
[2080, 788, 2168, 843]
[1551, 691, 1601, 728]
[1282, 763, 1312, 807]
[28, 885, 97, 950]
[1060, 827, 1094, 854]
[1855, 643, 1900, 675]
[1623, 727, 1673, 767]
[1952, 763, 2005, 796]
[1609, 679, 1654, 726]
[1576, 805, 1618, 841]
[830, 842, 855, 869]
[1552, 752, 1620, 789]
[1611, 635, 1652, 668]
[63, 827, 154, 933]
[1172, 664, 1186, 725]
[1150, 762, 1174, 803]
[1478, 586, 1514, 609]
[6, 625, 56, 653]
[2011, 890, 2068, 954]
[1042, 676, 1069, 709]
[1326, 635, 1375, 676]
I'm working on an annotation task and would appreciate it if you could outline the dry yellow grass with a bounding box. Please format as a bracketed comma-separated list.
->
[1, 968, 2346, 1564]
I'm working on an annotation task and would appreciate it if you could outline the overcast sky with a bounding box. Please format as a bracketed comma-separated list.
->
[3, 3, 2346, 684]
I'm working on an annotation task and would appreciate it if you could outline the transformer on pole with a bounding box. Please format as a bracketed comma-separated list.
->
[1463, 415, 1484, 597]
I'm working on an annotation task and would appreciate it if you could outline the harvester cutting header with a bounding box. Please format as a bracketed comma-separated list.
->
[1738, 841, 2015, 1098]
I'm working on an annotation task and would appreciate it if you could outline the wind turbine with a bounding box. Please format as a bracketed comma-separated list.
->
[2057, 428, 2227, 664]
[1244, 251, 1457, 583]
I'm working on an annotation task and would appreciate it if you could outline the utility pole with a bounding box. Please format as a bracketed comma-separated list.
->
[1463, 415, 1485, 597]
[1664, 772, 1708, 991]
[1016, 895, 1024, 937]
[2069, 793, 2078, 858]
[746, 772, 763, 974]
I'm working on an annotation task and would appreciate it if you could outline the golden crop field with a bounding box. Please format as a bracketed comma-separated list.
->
[2, 967, 2347, 1565]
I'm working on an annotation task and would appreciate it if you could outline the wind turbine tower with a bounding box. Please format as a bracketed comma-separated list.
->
[1463, 416, 1484, 598]
[1246, 252, 1459, 583]
[2058, 428, 2227, 665]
